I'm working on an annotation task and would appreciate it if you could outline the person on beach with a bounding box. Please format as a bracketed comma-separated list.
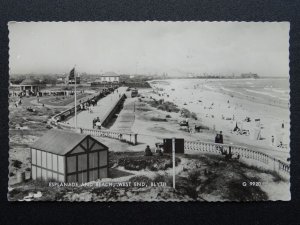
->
[218, 131, 223, 144]
[92, 118, 97, 129]
[215, 131, 224, 153]
[271, 136, 275, 146]
[185, 118, 189, 126]
[145, 145, 153, 156]
[96, 121, 101, 130]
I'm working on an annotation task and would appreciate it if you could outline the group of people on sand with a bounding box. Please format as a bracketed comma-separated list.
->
[92, 117, 101, 129]
[144, 145, 163, 157]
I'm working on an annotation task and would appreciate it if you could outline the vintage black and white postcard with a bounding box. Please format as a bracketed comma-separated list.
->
[8, 21, 290, 201]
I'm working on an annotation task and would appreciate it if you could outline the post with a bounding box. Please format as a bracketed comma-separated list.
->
[134, 133, 138, 145]
[74, 68, 77, 129]
[172, 138, 176, 189]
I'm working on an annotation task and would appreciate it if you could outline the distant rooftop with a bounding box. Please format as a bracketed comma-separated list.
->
[20, 78, 40, 85]
[101, 72, 119, 77]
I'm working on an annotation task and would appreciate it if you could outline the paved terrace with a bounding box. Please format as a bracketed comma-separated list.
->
[65, 87, 128, 129]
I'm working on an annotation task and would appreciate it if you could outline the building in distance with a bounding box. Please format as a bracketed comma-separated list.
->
[10, 77, 45, 96]
[91, 72, 120, 87]
[240, 73, 259, 79]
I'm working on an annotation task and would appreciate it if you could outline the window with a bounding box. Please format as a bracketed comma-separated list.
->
[52, 172, 58, 181]
[32, 149, 36, 164]
[89, 169, 98, 181]
[42, 152, 47, 168]
[99, 168, 107, 179]
[78, 154, 87, 171]
[58, 156, 64, 173]
[47, 153, 52, 170]
[89, 152, 98, 169]
[36, 150, 41, 166]
[67, 174, 77, 182]
[32, 165, 36, 179]
[67, 156, 76, 173]
[52, 155, 58, 171]
[37, 167, 41, 179]
[78, 172, 87, 183]
[58, 175, 64, 182]
[99, 151, 107, 167]
[42, 169, 47, 180]
[47, 171, 52, 180]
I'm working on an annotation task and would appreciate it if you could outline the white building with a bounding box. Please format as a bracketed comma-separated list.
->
[96, 72, 120, 84]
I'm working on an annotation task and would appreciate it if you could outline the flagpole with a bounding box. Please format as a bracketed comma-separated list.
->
[74, 67, 77, 129]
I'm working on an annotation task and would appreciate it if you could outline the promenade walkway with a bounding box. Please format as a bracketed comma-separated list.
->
[109, 98, 136, 132]
[65, 87, 128, 129]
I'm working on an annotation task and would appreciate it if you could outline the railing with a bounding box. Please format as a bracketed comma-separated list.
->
[48, 88, 138, 145]
[50, 90, 109, 123]
[184, 140, 290, 178]
[81, 128, 137, 145]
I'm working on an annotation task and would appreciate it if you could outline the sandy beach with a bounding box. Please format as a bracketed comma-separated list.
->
[132, 78, 290, 162]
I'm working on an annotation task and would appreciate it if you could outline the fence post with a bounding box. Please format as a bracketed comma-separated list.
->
[134, 134, 137, 145]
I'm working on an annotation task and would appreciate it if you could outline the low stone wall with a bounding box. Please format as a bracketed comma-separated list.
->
[100, 94, 126, 128]
[81, 128, 138, 145]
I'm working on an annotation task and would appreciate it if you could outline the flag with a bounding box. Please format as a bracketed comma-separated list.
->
[69, 68, 75, 80]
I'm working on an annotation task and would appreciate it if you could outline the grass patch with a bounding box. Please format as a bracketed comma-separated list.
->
[148, 100, 180, 113]
[150, 117, 167, 122]
[180, 108, 198, 120]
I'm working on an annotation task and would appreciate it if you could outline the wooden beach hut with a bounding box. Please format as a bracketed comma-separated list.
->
[31, 129, 109, 183]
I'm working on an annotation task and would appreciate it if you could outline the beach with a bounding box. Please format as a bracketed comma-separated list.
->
[141, 78, 290, 162]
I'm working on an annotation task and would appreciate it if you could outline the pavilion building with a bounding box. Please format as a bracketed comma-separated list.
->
[30, 129, 109, 183]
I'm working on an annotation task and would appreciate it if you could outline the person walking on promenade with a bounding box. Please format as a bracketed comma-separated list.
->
[92, 118, 96, 129]
[219, 131, 223, 144]
[215, 131, 224, 153]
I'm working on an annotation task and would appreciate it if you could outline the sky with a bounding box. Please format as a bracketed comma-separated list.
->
[9, 21, 289, 77]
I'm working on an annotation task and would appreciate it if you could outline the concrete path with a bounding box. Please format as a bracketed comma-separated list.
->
[65, 87, 128, 129]
[109, 98, 137, 132]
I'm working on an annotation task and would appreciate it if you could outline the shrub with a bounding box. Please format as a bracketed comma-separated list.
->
[188, 170, 202, 185]
[180, 108, 198, 120]
[150, 117, 167, 122]
[152, 174, 173, 186]
[11, 160, 22, 169]
[149, 100, 180, 113]
[129, 175, 152, 184]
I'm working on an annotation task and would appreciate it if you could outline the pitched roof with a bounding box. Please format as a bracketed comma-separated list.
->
[20, 78, 40, 85]
[31, 129, 89, 155]
[102, 72, 119, 77]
